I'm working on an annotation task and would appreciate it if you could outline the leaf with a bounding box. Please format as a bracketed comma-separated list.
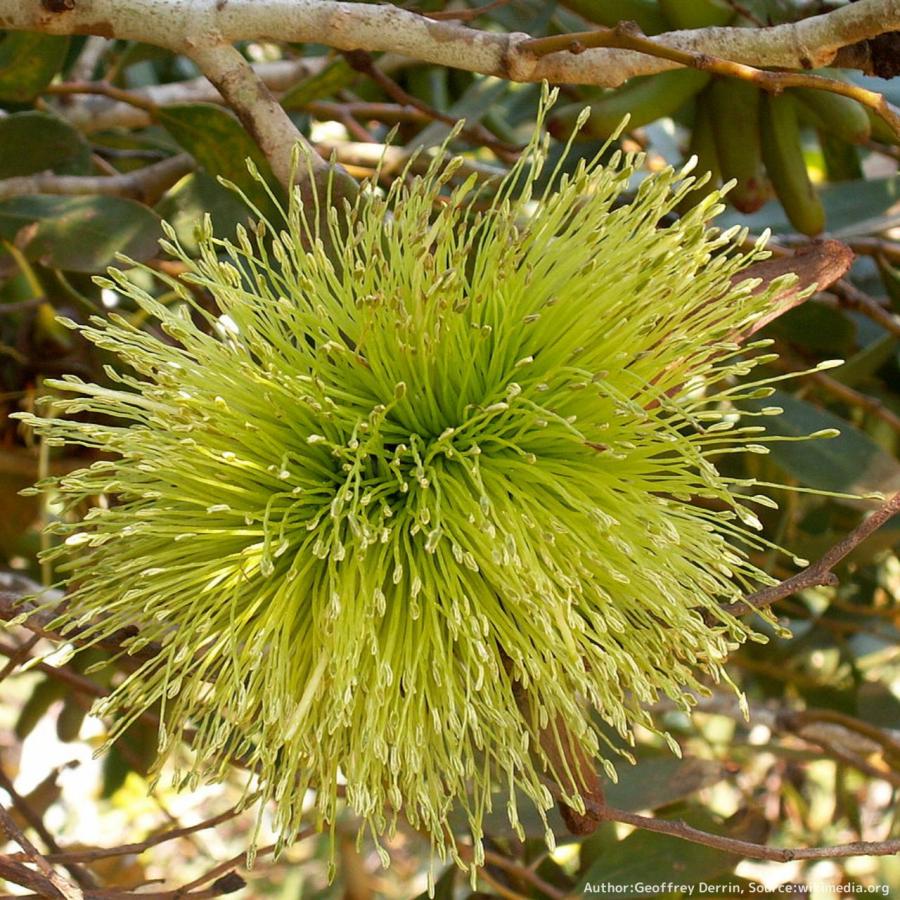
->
[0, 112, 92, 179]
[156, 171, 254, 254]
[0, 32, 69, 102]
[157, 103, 282, 212]
[281, 57, 357, 110]
[718, 175, 900, 236]
[765, 302, 856, 355]
[0, 195, 162, 272]
[605, 755, 728, 812]
[831, 333, 898, 388]
[577, 809, 765, 896]
[744, 389, 900, 496]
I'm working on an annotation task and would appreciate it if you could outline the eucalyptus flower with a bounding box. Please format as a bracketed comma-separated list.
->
[21, 108, 817, 869]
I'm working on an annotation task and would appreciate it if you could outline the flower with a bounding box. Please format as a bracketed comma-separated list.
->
[22, 106, 808, 868]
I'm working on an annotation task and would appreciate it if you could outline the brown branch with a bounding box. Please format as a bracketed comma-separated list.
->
[49, 81, 431, 138]
[829, 279, 900, 338]
[723, 491, 900, 617]
[601, 805, 900, 862]
[0, 634, 41, 683]
[2, 0, 896, 86]
[0, 577, 162, 661]
[805, 370, 900, 434]
[0, 804, 81, 899]
[0, 769, 97, 891]
[521, 21, 900, 140]
[46, 59, 324, 131]
[0, 155, 194, 204]
[0, 856, 65, 896]
[466, 846, 567, 900]
[37, 804, 248, 865]
[342, 50, 522, 160]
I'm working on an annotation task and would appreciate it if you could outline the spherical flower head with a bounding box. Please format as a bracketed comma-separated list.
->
[21, 110, 806, 866]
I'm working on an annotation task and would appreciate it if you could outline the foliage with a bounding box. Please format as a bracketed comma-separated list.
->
[0, 1, 898, 897]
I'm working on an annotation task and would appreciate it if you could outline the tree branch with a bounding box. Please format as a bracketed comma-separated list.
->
[0, 804, 81, 899]
[0, 154, 193, 203]
[48, 58, 326, 132]
[601, 805, 900, 862]
[0, 0, 896, 87]
[0, 768, 97, 891]
[525, 20, 900, 139]
[724, 491, 900, 617]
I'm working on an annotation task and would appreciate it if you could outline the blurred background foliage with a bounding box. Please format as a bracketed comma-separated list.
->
[0, 0, 899, 896]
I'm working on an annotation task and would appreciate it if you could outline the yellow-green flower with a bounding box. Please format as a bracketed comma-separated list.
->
[21, 111, 811, 868]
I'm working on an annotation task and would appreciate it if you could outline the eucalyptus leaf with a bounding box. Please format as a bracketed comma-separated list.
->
[744, 389, 900, 496]
[0, 195, 162, 272]
[0, 32, 69, 102]
[281, 57, 357, 110]
[0, 112, 91, 179]
[157, 103, 282, 213]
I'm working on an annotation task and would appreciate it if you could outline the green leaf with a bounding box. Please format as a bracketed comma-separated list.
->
[832, 333, 898, 388]
[156, 171, 254, 254]
[0, 195, 162, 272]
[605, 755, 727, 812]
[744, 389, 900, 496]
[0, 32, 70, 102]
[281, 57, 357, 110]
[157, 103, 282, 211]
[765, 299, 856, 355]
[0, 112, 91, 178]
[718, 175, 900, 236]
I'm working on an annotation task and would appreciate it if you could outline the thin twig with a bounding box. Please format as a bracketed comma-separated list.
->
[0, 768, 97, 890]
[723, 492, 900, 617]
[602, 805, 900, 861]
[455, 843, 567, 900]
[342, 50, 521, 159]
[808, 372, 900, 434]
[0, 634, 41, 682]
[38, 803, 250, 865]
[773, 350, 900, 434]
[0, 856, 64, 896]
[829, 280, 900, 338]
[0, 580, 162, 662]
[0, 803, 81, 899]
